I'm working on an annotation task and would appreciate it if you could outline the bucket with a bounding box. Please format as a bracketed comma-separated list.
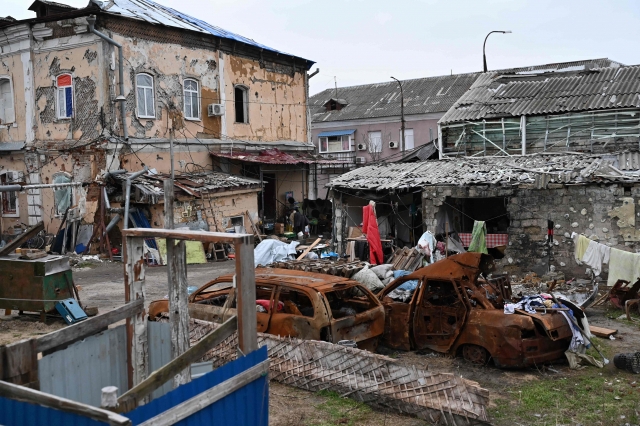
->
[613, 352, 640, 374]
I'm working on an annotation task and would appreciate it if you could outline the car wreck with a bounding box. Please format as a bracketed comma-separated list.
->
[378, 252, 576, 368]
[148, 268, 385, 350]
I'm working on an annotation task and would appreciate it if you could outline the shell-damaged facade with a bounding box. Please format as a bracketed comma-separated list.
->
[0, 0, 314, 236]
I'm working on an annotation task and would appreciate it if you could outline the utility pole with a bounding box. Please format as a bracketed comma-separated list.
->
[390, 76, 405, 154]
[483, 30, 512, 72]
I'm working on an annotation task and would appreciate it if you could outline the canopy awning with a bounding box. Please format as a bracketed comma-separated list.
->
[317, 129, 356, 137]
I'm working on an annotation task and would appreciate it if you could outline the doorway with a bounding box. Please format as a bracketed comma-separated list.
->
[261, 173, 277, 219]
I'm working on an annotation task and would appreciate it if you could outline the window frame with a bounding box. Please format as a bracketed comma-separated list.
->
[55, 73, 74, 120]
[318, 135, 353, 154]
[0, 76, 16, 125]
[135, 73, 156, 119]
[401, 128, 415, 150]
[368, 131, 383, 153]
[234, 84, 249, 124]
[52, 171, 74, 218]
[0, 171, 21, 218]
[183, 78, 201, 121]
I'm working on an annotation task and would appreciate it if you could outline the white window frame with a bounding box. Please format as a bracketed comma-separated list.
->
[52, 171, 74, 217]
[401, 128, 415, 150]
[135, 73, 156, 119]
[56, 73, 74, 120]
[183, 78, 200, 120]
[0, 76, 16, 125]
[0, 171, 21, 218]
[368, 131, 383, 153]
[234, 84, 249, 124]
[318, 135, 353, 153]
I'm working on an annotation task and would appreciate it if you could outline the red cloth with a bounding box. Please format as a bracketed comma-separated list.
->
[362, 205, 384, 265]
[256, 299, 283, 312]
[458, 233, 508, 248]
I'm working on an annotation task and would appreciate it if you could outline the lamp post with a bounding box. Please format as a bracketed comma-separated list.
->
[390, 76, 405, 154]
[483, 30, 512, 72]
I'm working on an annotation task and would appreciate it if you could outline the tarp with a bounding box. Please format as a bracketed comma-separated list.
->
[254, 239, 300, 267]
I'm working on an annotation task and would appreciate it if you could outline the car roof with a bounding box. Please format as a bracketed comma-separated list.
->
[215, 267, 360, 292]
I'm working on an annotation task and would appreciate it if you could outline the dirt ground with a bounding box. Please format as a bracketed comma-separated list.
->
[2, 259, 640, 425]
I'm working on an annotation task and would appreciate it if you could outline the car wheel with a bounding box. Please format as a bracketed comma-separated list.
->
[462, 344, 490, 365]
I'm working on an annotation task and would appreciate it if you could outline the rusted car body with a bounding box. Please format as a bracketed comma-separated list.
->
[378, 253, 574, 367]
[148, 268, 385, 350]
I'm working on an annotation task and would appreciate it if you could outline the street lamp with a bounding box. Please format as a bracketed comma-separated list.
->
[483, 30, 512, 72]
[390, 76, 405, 154]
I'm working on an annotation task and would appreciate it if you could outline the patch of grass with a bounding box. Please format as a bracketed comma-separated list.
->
[490, 368, 640, 425]
[309, 391, 373, 426]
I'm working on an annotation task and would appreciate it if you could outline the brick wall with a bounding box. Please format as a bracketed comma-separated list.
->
[422, 183, 639, 279]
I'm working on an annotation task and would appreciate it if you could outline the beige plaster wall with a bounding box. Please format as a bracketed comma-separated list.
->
[0, 52, 27, 143]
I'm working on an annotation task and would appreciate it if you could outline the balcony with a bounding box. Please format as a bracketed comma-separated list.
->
[318, 151, 357, 172]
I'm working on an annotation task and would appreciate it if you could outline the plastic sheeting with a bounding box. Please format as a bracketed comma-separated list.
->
[254, 239, 300, 267]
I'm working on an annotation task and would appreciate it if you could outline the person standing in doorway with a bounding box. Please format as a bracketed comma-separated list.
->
[293, 208, 309, 234]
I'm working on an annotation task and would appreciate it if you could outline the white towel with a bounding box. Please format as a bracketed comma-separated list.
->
[581, 240, 611, 276]
[607, 248, 640, 286]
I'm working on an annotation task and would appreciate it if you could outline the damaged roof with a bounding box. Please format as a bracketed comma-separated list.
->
[89, 0, 312, 62]
[110, 170, 261, 204]
[327, 151, 640, 191]
[311, 59, 622, 123]
[210, 148, 350, 165]
[439, 64, 640, 124]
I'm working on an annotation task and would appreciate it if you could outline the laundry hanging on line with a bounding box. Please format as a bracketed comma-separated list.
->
[572, 232, 640, 286]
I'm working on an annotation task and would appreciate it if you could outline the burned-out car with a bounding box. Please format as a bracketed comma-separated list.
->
[378, 253, 574, 367]
[148, 268, 385, 350]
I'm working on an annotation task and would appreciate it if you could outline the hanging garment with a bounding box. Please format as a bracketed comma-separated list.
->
[416, 231, 437, 264]
[572, 234, 591, 263]
[467, 221, 488, 254]
[362, 204, 383, 265]
[607, 248, 640, 286]
[581, 240, 611, 276]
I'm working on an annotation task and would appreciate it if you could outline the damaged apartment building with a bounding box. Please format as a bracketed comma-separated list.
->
[328, 62, 640, 278]
[0, 0, 317, 241]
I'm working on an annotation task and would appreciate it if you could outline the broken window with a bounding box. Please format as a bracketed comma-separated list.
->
[234, 85, 248, 123]
[318, 135, 351, 153]
[53, 172, 72, 216]
[136, 73, 155, 118]
[423, 280, 459, 306]
[276, 287, 314, 317]
[324, 285, 377, 318]
[56, 74, 73, 119]
[0, 77, 15, 124]
[0, 171, 20, 217]
[183, 78, 200, 120]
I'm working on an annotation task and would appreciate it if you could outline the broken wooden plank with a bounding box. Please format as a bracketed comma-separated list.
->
[589, 325, 618, 338]
[297, 238, 322, 260]
[36, 299, 144, 353]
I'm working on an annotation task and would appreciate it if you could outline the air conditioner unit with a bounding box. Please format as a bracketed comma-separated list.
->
[389, 140, 399, 149]
[356, 157, 366, 164]
[357, 143, 367, 151]
[207, 103, 225, 117]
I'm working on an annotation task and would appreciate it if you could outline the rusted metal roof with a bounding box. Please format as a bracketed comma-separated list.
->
[327, 151, 640, 191]
[311, 59, 621, 124]
[110, 170, 261, 204]
[439, 65, 640, 124]
[211, 148, 346, 165]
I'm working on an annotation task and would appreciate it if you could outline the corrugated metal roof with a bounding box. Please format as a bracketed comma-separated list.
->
[327, 152, 640, 191]
[439, 64, 640, 124]
[317, 129, 356, 137]
[210, 148, 346, 165]
[91, 0, 311, 61]
[311, 59, 621, 123]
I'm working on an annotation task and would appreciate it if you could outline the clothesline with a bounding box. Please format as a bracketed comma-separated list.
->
[573, 232, 640, 286]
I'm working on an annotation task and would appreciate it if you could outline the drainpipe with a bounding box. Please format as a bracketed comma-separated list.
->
[123, 166, 149, 229]
[86, 15, 128, 141]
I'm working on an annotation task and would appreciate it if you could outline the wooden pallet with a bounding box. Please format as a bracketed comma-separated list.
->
[389, 247, 424, 272]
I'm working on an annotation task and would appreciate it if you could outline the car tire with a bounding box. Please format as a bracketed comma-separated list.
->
[462, 344, 490, 366]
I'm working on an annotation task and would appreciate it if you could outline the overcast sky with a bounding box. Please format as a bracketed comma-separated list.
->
[5, 0, 640, 95]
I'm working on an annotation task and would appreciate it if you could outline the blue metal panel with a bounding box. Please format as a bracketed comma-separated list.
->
[39, 325, 129, 407]
[317, 129, 356, 137]
[0, 396, 107, 426]
[147, 321, 172, 400]
[65, 87, 73, 117]
[127, 346, 269, 426]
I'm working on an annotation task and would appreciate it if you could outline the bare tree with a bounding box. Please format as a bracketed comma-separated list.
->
[361, 131, 393, 163]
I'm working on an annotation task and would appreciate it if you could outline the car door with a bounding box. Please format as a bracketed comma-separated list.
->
[268, 285, 319, 340]
[412, 278, 469, 352]
[378, 276, 423, 351]
[255, 283, 276, 332]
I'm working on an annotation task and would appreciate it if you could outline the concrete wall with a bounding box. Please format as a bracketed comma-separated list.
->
[422, 183, 640, 279]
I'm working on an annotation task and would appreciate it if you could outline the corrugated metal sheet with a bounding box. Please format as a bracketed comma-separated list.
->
[327, 152, 640, 191]
[95, 0, 311, 61]
[126, 346, 269, 426]
[39, 325, 129, 407]
[0, 397, 107, 426]
[0, 142, 25, 151]
[440, 65, 640, 124]
[311, 59, 621, 124]
[148, 321, 173, 400]
[211, 148, 345, 165]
